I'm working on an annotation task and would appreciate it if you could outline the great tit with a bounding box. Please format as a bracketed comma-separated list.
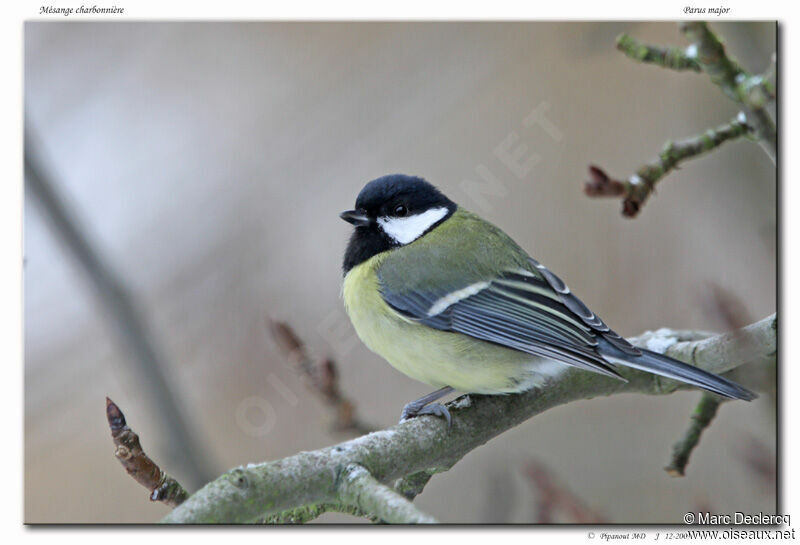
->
[340, 174, 756, 425]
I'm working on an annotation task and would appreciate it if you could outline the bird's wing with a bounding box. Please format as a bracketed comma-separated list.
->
[526, 257, 641, 357]
[378, 254, 637, 380]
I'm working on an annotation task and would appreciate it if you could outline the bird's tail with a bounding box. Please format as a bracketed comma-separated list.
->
[597, 339, 757, 401]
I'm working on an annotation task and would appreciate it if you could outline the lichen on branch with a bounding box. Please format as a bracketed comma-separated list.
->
[664, 393, 726, 477]
[589, 23, 776, 218]
[678, 22, 776, 161]
[161, 314, 775, 524]
[616, 33, 701, 72]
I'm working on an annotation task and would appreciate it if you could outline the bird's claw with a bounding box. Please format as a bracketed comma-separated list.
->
[400, 402, 452, 428]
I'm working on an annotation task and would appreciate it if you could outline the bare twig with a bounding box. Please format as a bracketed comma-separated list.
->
[337, 464, 438, 524]
[664, 393, 726, 477]
[584, 116, 750, 217]
[736, 434, 776, 491]
[26, 126, 215, 489]
[163, 314, 774, 523]
[701, 282, 753, 331]
[679, 22, 746, 98]
[106, 398, 189, 508]
[616, 33, 701, 72]
[267, 318, 373, 435]
[524, 459, 605, 523]
[663, 282, 759, 477]
[584, 165, 627, 198]
[679, 22, 776, 162]
[667, 282, 774, 478]
[762, 53, 777, 98]
[593, 24, 776, 218]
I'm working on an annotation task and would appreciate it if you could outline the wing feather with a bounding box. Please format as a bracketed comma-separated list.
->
[379, 265, 625, 380]
[528, 257, 641, 356]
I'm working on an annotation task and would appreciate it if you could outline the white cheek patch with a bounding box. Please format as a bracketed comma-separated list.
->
[377, 207, 449, 245]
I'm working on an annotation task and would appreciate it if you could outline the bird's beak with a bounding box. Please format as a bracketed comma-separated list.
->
[339, 210, 370, 227]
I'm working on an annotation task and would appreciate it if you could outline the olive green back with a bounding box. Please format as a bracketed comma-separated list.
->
[377, 208, 538, 294]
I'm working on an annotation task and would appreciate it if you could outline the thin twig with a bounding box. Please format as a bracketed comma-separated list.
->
[162, 314, 774, 523]
[524, 459, 605, 523]
[267, 318, 374, 435]
[701, 282, 753, 331]
[585, 116, 750, 217]
[664, 393, 727, 477]
[697, 281, 774, 400]
[616, 33, 701, 72]
[679, 22, 776, 162]
[596, 24, 776, 218]
[735, 434, 776, 490]
[106, 398, 189, 508]
[337, 464, 438, 524]
[762, 53, 777, 98]
[26, 126, 215, 489]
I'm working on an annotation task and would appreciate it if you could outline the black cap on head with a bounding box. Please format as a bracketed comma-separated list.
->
[341, 174, 456, 274]
[353, 174, 454, 218]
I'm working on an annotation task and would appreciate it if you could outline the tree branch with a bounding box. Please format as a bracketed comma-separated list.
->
[616, 33, 701, 72]
[337, 464, 438, 523]
[260, 502, 377, 524]
[267, 319, 374, 435]
[662, 281, 762, 477]
[161, 313, 775, 523]
[678, 22, 776, 162]
[106, 398, 189, 508]
[524, 459, 606, 523]
[664, 393, 726, 477]
[584, 116, 750, 217]
[394, 470, 437, 501]
[258, 467, 437, 524]
[591, 24, 776, 218]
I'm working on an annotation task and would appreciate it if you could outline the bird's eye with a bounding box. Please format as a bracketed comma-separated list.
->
[393, 204, 408, 217]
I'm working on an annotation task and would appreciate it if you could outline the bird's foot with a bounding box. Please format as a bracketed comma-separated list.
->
[398, 386, 454, 428]
[400, 401, 452, 428]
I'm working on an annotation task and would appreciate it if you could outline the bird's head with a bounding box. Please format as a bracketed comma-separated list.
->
[340, 174, 456, 272]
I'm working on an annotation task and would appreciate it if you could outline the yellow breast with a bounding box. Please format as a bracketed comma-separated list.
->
[342, 255, 564, 394]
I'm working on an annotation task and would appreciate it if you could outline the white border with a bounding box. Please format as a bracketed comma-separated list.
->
[3, 1, 792, 543]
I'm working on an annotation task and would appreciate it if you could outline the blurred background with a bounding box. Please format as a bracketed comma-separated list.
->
[24, 22, 776, 523]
